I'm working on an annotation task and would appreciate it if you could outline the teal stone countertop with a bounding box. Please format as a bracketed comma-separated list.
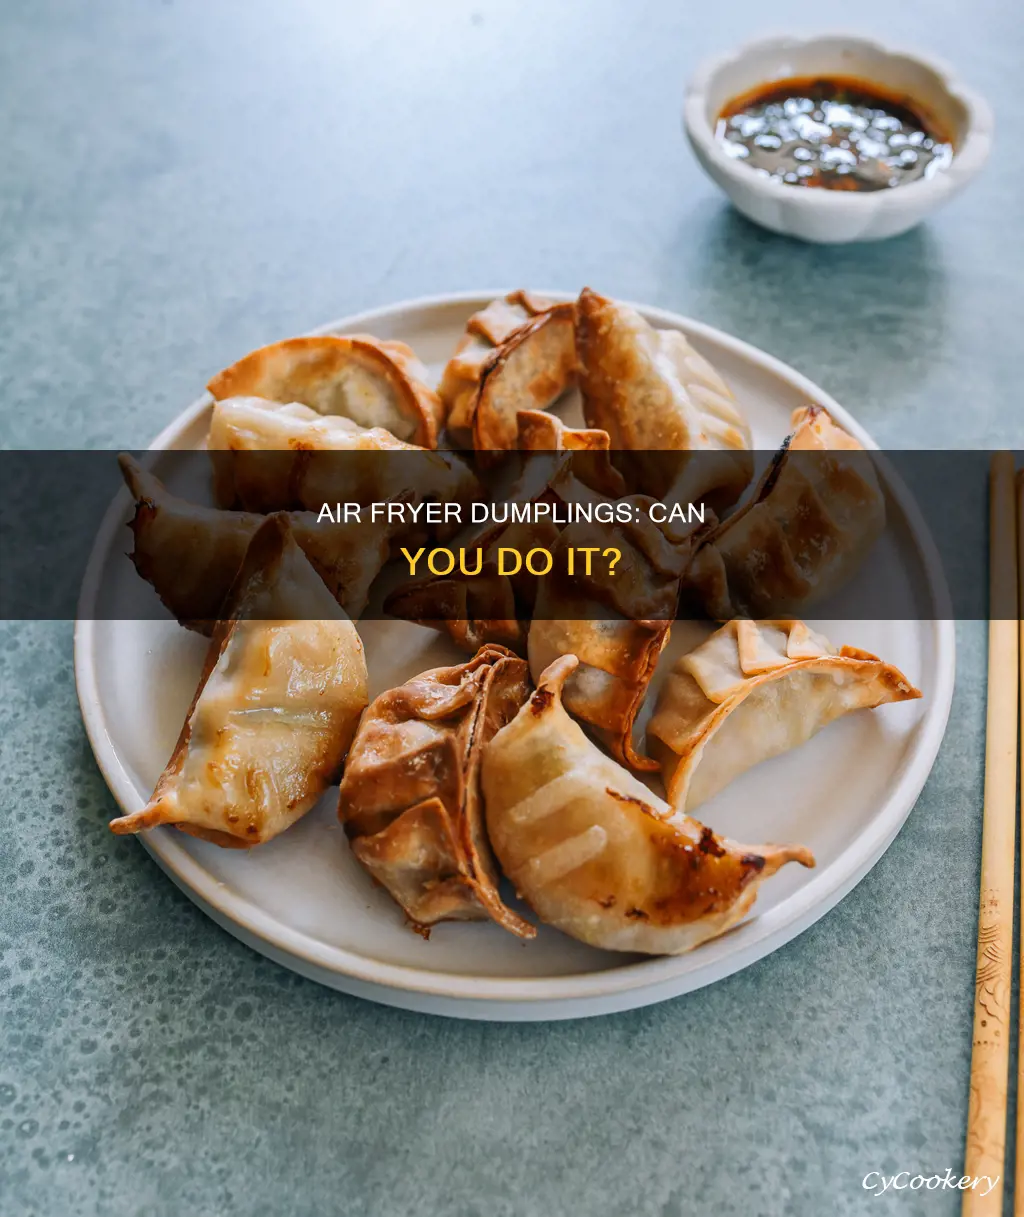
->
[1, 1, 1020, 1214]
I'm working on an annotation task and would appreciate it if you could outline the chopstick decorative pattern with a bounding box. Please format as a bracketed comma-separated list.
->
[963, 453, 1018, 1216]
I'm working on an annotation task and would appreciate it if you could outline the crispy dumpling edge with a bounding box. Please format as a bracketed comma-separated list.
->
[471, 302, 578, 454]
[338, 644, 536, 937]
[109, 514, 367, 848]
[648, 619, 923, 811]
[207, 333, 444, 448]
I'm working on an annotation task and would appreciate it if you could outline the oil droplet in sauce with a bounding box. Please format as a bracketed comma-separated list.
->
[715, 75, 954, 191]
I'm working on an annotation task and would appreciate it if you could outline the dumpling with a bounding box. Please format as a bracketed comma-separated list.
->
[381, 563, 529, 655]
[382, 514, 559, 655]
[338, 645, 534, 937]
[208, 334, 444, 448]
[382, 452, 616, 653]
[527, 506, 705, 769]
[207, 396, 481, 525]
[686, 405, 886, 619]
[515, 410, 606, 451]
[787, 402, 866, 452]
[575, 287, 753, 509]
[119, 454, 395, 628]
[647, 618, 921, 812]
[482, 654, 813, 955]
[575, 287, 750, 453]
[438, 291, 558, 441]
[109, 516, 368, 847]
[471, 304, 577, 455]
[515, 410, 625, 496]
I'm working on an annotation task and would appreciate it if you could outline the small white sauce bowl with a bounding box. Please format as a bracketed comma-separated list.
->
[684, 33, 993, 243]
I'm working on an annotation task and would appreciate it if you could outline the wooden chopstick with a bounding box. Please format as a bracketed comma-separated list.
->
[1016, 471, 1024, 1217]
[963, 452, 1018, 1216]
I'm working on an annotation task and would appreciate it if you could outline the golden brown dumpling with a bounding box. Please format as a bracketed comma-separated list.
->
[381, 536, 540, 656]
[109, 517, 368, 847]
[686, 405, 886, 619]
[575, 287, 753, 509]
[471, 305, 577, 455]
[208, 333, 444, 448]
[207, 397, 481, 529]
[338, 645, 534, 937]
[482, 655, 813, 955]
[438, 291, 558, 441]
[382, 454, 613, 654]
[527, 505, 707, 769]
[119, 454, 395, 629]
[515, 410, 625, 496]
[647, 619, 921, 812]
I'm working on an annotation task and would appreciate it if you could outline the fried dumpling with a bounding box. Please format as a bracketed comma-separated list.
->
[515, 410, 606, 451]
[338, 645, 534, 937]
[382, 515, 559, 656]
[439, 291, 557, 440]
[383, 452, 614, 654]
[686, 405, 885, 619]
[109, 516, 368, 847]
[527, 506, 705, 769]
[647, 619, 921, 812]
[482, 654, 813, 955]
[787, 402, 865, 452]
[471, 304, 577, 455]
[208, 334, 443, 448]
[575, 287, 753, 509]
[207, 397, 481, 524]
[515, 410, 625, 496]
[119, 454, 395, 629]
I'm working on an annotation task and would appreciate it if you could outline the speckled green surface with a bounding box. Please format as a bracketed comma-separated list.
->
[0, 1, 1019, 1214]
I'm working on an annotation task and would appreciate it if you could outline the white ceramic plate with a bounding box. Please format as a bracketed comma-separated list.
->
[74, 292, 954, 1021]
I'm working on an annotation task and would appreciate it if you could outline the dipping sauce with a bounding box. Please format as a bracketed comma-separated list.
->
[715, 75, 954, 191]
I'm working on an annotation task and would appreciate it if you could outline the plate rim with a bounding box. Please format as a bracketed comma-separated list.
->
[73, 290, 956, 1015]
